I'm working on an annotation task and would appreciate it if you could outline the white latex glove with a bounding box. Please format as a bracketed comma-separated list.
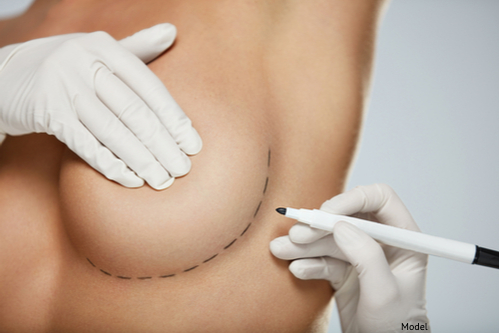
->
[0, 23, 202, 190]
[270, 184, 430, 333]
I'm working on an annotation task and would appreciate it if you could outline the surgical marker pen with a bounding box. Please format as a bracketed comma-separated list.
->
[276, 207, 499, 269]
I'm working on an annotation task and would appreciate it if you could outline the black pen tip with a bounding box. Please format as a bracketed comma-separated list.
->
[276, 207, 287, 215]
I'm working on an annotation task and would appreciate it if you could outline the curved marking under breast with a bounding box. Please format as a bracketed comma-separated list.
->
[85, 149, 271, 281]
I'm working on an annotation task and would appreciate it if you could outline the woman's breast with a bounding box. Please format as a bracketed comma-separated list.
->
[2, 1, 369, 330]
[56, 84, 331, 332]
[55, 34, 333, 331]
[59, 112, 272, 278]
[58, 6, 280, 275]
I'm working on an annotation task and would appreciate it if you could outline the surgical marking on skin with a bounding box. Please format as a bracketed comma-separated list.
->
[203, 254, 218, 263]
[263, 177, 269, 194]
[254, 201, 262, 218]
[87, 258, 96, 267]
[184, 265, 199, 272]
[86, 148, 272, 280]
[240, 223, 251, 236]
[224, 238, 237, 250]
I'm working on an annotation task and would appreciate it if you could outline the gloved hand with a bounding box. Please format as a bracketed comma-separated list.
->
[270, 184, 430, 333]
[0, 23, 202, 190]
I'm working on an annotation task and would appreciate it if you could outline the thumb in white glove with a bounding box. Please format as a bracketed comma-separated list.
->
[119, 23, 175, 63]
[0, 23, 202, 190]
[270, 184, 430, 333]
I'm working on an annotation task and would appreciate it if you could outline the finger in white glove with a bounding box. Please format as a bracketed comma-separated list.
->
[270, 235, 348, 262]
[0, 24, 203, 190]
[118, 24, 203, 157]
[287, 186, 387, 245]
[270, 184, 430, 333]
[289, 222, 330, 244]
[322, 184, 420, 232]
[333, 221, 400, 311]
[119, 23, 177, 63]
[288, 257, 350, 290]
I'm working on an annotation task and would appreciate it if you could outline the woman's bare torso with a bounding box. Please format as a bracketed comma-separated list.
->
[0, 0, 383, 331]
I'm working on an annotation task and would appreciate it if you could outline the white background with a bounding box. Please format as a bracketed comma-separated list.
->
[1, 1, 498, 332]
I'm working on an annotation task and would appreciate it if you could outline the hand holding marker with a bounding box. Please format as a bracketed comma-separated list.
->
[270, 184, 498, 333]
[275, 207, 498, 269]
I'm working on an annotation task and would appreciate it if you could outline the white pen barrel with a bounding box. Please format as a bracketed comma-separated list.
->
[311, 210, 476, 264]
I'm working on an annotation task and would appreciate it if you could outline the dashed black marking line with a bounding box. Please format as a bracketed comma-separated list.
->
[203, 254, 218, 263]
[254, 201, 262, 218]
[86, 147, 271, 280]
[184, 265, 199, 272]
[87, 258, 96, 267]
[224, 238, 237, 250]
[240, 223, 251, 236]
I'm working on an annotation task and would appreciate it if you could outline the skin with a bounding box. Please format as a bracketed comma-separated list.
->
[0, 0, 386, 332]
